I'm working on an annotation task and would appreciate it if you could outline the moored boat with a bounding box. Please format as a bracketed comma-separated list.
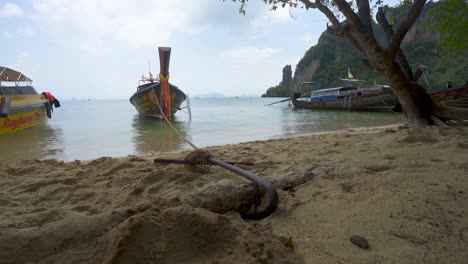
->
[0, 66, 60, 135]
[429, 85, 468, 102]
[292, 80, 399, 112]
[130, 47, 187, 119]
[414, 65, 468, 107]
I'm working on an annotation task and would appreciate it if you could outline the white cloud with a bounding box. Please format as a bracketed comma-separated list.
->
[270, 6, 293, 21]
[1, 28, 33, 39]
[16, 0, 326, 98]
[221, 47, 280, 64]
[247, 5, 303, 38]
[2, 32, 13, 39]
[31, 0, 213, 50]
[30, 0, 294, 52]
[77, 37, 113, 56]
[16, 28, 33, 37]
[10, 52, 32, 72]
[0, 2, 23, 17]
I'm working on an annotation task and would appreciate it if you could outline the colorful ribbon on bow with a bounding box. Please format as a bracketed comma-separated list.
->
[159, 73, 171, 119]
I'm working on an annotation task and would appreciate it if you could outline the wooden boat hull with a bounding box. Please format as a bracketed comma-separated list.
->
[0, 94, 48, 135]
[430, 85, 468, 102]
[442, 97, 468, 108]
[129, 82, 186, 118]
[292, 92, 399, 112]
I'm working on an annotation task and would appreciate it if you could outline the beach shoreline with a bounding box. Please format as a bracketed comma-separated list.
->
[1, 125, 467, 263]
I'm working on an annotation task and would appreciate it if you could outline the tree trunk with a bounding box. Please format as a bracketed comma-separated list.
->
[382, 60, 468, 127]
[385, 63, 434, 127]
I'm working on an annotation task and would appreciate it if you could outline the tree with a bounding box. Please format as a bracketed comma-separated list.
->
[425, 0, 468, 55]
[225, 0, 468, 127]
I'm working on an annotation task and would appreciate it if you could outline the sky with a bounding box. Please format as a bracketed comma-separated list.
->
[2, 0, 330, 99]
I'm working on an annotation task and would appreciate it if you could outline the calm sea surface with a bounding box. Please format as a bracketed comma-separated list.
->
[0, 98, 404, 161]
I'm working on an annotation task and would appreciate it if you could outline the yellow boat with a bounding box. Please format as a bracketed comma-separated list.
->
[0, 66, 59, 135]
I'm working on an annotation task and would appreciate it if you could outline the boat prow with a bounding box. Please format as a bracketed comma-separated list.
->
[130, 47, 187, 119]
[130, 82, 187, 118]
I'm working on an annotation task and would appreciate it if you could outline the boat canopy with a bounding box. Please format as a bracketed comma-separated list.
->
[313, 86, 357, 93]
[0, 66, 32, 82]
[311, 86, 357, 98]
[340, 78, 364, 82]
[310, 86, 358, 101]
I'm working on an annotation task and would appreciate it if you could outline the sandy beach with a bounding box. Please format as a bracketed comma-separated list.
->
[1, 125, 467, 264]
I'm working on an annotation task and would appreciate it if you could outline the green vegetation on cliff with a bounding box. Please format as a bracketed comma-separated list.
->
[261, 85, 290, 97]
[425, 0, 468, 55]
[293, 33, 467, 97]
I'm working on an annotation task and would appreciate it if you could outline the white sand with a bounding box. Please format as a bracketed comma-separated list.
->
[0, 126, 467, 263]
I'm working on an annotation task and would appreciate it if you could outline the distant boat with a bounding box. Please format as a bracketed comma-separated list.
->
[0, 66, 60, 135]
[292, 79, 399, 112]
[130, 47, 187, 119]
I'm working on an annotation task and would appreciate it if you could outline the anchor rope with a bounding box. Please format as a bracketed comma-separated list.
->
[152, 87, 199, 150]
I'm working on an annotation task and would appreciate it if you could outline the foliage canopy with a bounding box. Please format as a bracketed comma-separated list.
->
[424, 0, 468, 55]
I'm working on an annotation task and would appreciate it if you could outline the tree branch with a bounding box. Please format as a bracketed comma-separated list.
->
[299, 0, 342, 30]
[387, 0, 427, 57]
[332, 0, 384, 69]
[332, 0, 361, 26]
[395, 50, 414, 80]
[376, 6, 393, 42]
[326, 24, 342, 36]
[356, 0, 373, 35]
[376, 6, 414, 80]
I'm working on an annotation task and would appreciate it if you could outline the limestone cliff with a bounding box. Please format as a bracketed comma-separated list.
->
[281, 65, 292, 88]
[262, 65, 293, 97]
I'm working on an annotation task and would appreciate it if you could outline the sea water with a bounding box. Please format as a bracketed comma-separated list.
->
[0, 97, 404, 161]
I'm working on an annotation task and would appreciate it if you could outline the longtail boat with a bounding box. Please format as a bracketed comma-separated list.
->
[429, 85, 468, 108]
[414, 65, 468, 107]
[129, 47, 187, 119]
[292, 79, 399, 112]
[0, 66, 60, 135]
